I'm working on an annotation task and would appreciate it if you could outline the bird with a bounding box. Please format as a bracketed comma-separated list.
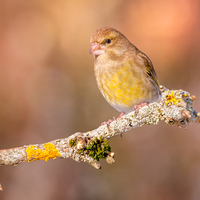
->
[89, 27, 161, 116]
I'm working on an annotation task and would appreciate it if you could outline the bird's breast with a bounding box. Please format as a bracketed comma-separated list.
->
[94, 62, 153, 112]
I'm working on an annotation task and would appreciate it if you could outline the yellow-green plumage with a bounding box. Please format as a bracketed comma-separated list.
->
[90, 27, 161, 113]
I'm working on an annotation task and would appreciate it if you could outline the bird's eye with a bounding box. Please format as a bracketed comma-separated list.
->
[105, 39, 111, 44]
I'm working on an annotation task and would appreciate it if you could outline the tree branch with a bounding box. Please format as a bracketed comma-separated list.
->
[0, 86, 199, 171]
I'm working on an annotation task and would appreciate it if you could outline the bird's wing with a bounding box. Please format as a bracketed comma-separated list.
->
[137, 52, 160, 87]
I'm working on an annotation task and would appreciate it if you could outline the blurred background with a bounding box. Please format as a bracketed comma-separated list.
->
[0, 0, 200, 199]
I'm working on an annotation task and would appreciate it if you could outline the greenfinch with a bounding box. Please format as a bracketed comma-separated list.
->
[89, 27, 161, 114]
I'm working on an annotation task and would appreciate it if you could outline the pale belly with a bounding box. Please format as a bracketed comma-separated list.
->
[95, 65, 159, 113]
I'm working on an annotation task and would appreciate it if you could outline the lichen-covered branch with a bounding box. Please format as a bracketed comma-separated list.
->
[0, 86, 199, 171]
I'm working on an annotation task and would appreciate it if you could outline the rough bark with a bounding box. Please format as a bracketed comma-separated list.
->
[0, 86, 199, 172]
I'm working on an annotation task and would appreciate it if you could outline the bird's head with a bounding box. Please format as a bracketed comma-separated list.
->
[89, 27, 130, 57]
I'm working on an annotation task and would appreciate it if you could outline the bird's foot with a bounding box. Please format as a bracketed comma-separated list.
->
[101, 119, 114, 130]
[101, 112, 125, 131]
[133, 103, 149, 113]
[116, 111, 125, 119]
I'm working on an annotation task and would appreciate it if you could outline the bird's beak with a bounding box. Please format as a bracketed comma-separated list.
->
[89, 43, 105, 55]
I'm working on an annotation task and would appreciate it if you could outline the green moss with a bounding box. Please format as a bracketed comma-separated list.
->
[85, 137, 111, 161]
[69, 138, 77, 147]
[79, 149, 84, 154]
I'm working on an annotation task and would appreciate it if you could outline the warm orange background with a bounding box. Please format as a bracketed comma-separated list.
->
[0, 1, 200, 199]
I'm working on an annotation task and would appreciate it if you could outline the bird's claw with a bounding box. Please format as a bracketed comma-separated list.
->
[133, 103, 149, 113]
[102, 111, 125, 134]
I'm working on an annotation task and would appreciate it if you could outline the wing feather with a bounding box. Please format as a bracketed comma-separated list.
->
[137, 52, 160, 87]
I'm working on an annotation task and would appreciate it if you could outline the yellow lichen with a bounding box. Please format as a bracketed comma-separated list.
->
[25, 143, 61, 162]
[182, 93, 188, 97]
[165, 91, 181, 106]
